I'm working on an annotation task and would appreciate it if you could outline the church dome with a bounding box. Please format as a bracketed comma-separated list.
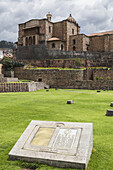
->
[67, 14, 76, 23]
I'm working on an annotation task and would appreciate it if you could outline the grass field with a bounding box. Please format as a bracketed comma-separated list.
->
[0, 89, 113, 170]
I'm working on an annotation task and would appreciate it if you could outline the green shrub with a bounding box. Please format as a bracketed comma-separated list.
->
[0, 57, 24, 71]
[100, 77, 103, 80]
[75, 58, 81, 66]
[107, 76, 110, 80]
[96, 76, 98, 80]
[0, 57, 13, 70]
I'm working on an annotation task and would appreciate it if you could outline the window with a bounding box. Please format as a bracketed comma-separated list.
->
[36, 27, 40, 34]
[72, 29, 74, 34]
[52, 43, 55, 48]
[73, 46, 76, 51]
[73, 39, 76, 45]
[61, 44, 63, 50]
[49, 26, 51, 33]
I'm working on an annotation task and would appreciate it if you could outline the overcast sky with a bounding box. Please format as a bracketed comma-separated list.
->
[0, 0, 113, 42]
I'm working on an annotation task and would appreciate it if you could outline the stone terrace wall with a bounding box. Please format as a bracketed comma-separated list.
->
[66, 80, 113, 90]
[0, 82, 48, 93]
[0, 83, 29, 92]
[20, 59, 88, 68]
[16, 45, 113, 67]
[14, 68, 84, 87]
[93, 69, 113, 80]
[13, 68, 113, 90]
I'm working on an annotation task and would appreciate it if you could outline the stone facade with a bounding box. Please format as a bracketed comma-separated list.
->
[70, 32, 113, 52]
[69, 34, 89, 51]
[18, 13, 80, 51]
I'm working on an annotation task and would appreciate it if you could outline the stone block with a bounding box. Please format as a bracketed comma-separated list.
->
[67, 100, 74, 104]
[110, 102, 113, 107]
[106, 109, 113, 116]
[9, 120, 93, 169]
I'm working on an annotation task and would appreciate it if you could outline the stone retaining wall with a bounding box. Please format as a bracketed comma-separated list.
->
[0, 82, 49, 93]
[16, 45, 113, 67]
[13, 68, 113, 90]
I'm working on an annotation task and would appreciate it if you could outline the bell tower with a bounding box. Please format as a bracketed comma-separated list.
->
[46, 12, 52, 22]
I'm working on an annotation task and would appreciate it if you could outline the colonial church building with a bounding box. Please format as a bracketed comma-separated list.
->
[18, 13, 113, 52]
[18, 13, 80, 51]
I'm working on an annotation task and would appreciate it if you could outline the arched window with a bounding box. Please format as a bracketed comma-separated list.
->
[72, 29, 74, 34]
[61, 44, 63, 50]
[52, 43, 55, 48]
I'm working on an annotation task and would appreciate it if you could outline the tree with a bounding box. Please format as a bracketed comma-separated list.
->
[0, 40, 16, 49]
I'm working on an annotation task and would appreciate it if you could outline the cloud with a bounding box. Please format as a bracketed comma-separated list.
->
[0, 0, 113, 42]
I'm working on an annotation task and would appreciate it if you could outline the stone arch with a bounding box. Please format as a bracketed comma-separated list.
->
[25, 37, 29, 46]
[29, 37, 32, 45]
[33, 36, 35, 45]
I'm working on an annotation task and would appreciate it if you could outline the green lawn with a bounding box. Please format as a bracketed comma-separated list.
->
[0, 89, 113, 170]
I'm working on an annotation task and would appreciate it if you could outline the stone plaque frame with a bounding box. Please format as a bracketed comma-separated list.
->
[9, 120, 93, 169]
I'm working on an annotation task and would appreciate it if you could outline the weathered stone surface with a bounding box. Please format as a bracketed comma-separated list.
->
[9, 120, 93, 169]
[0, 64, 2, 74]
[97, 90, 101, 92]
[13, 68, 113, 90]
[67, 100, 74, 104]
[110, 102, 113, 107]
[106, 109, 113, 116]
[0, 82, 49, 93]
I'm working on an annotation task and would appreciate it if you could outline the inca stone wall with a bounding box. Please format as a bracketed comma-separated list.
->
[0, 82, 49, 93]
[93, 69, 113, 80]
[13, 67, 113, 90]
[14, 69, 84, 88]
[16, 45, 113, 67]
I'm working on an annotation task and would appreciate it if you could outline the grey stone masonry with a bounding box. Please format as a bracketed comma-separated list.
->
[110, 102, 113, 107]
[106, 109, 113, 116]
[9, 120, 93, 169]
[67, 100, 74, 104]
[0, 82, 49, 93]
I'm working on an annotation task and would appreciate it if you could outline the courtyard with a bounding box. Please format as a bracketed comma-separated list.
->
[0, 89, 113, 170]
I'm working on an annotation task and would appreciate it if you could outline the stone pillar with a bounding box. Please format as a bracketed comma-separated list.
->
[23, 37, 26, 46]
[35, 35, 39, 45]
[0, 64, 2, 74]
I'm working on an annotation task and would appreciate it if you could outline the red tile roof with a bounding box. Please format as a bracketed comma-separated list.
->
[89, 31, 113, 37]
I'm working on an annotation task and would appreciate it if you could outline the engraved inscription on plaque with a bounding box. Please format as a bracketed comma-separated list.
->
[53, 129, 77, 150]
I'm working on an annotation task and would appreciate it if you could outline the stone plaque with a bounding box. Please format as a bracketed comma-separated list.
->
[53, 129, 77, 149]
[31, 127, 54, 146]
[9, 120, 93, 169]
